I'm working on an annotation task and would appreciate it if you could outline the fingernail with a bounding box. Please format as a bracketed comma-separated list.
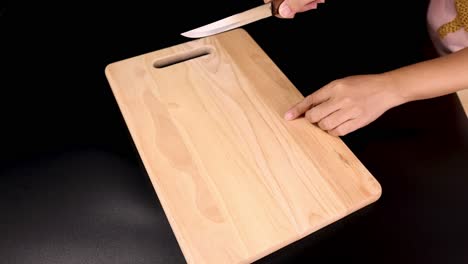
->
[284, 111, 294, 120]
[279, 3, 293, 18]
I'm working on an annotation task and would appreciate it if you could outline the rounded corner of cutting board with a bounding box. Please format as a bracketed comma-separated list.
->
[359, 167, 383, 205]
[104, 63, 115, 77]
[360, 172, 383, 206]
[371, 179, 383, 202]
[104, 60, 128, 80]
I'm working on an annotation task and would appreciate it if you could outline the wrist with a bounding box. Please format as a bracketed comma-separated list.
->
[379, 71, 409, 108]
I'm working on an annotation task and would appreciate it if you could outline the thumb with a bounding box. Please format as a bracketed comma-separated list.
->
[278, 0, 295, 18]
[278, 0, 316, 18]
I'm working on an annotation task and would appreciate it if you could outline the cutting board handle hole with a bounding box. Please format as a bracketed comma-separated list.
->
[153, 47, 213, 68]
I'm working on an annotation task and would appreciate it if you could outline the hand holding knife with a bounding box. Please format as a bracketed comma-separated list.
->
[181, 0, 325, 38]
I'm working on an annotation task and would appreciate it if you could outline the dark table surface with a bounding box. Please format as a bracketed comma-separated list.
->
[1, 0, 468, 263]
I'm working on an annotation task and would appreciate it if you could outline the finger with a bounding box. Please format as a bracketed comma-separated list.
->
[304, 98, 343, 124]
[300, 0, 325, 12]
[301, 2, 317, 11]
[328, 118, 366, 137]
[263, 0, 271, 3]
[317, 107, 360, 131]
[278, 1, 295, 18]
[284, 88, 330, 120]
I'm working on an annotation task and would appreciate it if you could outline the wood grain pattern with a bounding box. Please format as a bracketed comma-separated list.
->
[105, 29, 382, 264]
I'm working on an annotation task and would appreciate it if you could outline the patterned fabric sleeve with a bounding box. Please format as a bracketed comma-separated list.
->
[427, 0, 468, 55]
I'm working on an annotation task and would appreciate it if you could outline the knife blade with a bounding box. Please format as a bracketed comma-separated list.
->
[181, 0, 284, 38]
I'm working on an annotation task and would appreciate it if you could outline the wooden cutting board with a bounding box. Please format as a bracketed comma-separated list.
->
[457, 90, 468, 116]
[105, 28, 381, 264]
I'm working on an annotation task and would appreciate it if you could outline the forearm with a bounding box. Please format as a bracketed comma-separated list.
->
[385, 47, 468, 105]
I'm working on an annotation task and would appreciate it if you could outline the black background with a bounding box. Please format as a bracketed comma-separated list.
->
[1, 0, 468, 263]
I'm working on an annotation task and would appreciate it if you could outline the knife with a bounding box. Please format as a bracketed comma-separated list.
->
[181, 0, 284, 38]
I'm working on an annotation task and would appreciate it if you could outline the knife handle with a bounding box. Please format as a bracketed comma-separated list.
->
[271, 0, 285, 17]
